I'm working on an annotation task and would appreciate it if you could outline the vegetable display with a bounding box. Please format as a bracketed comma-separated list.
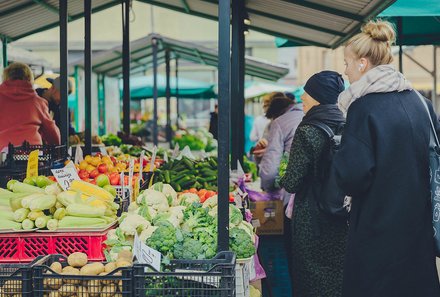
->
[0, 177, 118, 231]
[153, 157, 218, 191]
[105, 182, 256, 262]
[172, 128, 217, 152]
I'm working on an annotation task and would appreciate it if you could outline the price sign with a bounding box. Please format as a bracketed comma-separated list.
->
[99, 146, 108, 156]
[172, 143, 179, 158]
[51, 166, 81, 191]
[26, 150, 40, 178]
[128, 159, 135, 188]
[150, 146, 157, 173]
[134, 233, 161, 271]
[163, 151, 168, 163]
[120, 172, 125, 200]
[74, 145, 83, 164]
[139, 151, 145, 181]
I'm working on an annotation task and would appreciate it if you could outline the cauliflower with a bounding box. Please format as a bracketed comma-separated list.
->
[169, 206, 186, 220]
[150, 182, 178, 206]
[119, 213, 151, 236]
[128, 202, 139, 213]
[202, 195, 218, 209]
[137, 189, 169, 212]
[179, 193, 200, 206]
[137, 205, 158, 222]
[106, 229, 118, 242]
[139, 226, 158, 242]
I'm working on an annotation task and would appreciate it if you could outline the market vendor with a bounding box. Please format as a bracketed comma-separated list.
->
[0, 62, 60, 150]
[36, 76, 76, 135]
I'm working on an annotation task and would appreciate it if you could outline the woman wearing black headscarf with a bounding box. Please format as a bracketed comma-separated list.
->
[281, 71, 348, 297]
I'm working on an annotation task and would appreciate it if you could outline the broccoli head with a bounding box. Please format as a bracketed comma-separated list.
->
[229, 227, 256, 259]
[145, 221, 177, 257]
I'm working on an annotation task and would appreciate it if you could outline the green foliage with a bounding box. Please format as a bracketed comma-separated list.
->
[229, 227, 256, 259]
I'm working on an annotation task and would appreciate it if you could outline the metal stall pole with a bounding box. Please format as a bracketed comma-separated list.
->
[84, 0, 92, 155]
[122, 0, 131, 135]
[2, 37, 7, 68]
[59, 0, 69, 146]
[175, 58, 180, 129]
[398, 17, 403, 73]
[217, 0, 231, 252]
[433, 45, 438, 112]
[165, 50, 172, 145]
[152, 38, 159, 146]
[231, 0, 245, 169]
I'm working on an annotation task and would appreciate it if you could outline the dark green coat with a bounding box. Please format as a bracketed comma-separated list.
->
[281, 124, 348, 297]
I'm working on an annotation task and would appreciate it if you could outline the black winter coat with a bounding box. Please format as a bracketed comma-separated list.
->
[281, 124, 348, 297]
[334, 90, 440, 297]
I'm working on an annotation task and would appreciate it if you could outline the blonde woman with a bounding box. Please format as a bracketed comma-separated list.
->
[0, 62, 60, 150]
[334, 21, 440, 297]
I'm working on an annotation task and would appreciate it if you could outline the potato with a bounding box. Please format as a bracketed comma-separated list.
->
[62, 266, 79, 273]
[3, 280, 21, 293]
[101, 283, 117, 295]
[115, 259, 131, 268]
[48, 292, 60, 297]
[117, 250, 133, 261]
[67, 252, 88, 268]
[50, 262, 63, 273]
[104, 262, 117, 273]
[76, 286, 89, 297]
[99, 272, 113, 286]
[80, 263, 105, 276]
[44, 277, 63, 290]
[58, 284, 76, 297]
[87, 280, 101, 297]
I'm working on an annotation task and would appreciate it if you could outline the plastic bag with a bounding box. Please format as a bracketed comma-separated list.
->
[285, 193, 295, 219]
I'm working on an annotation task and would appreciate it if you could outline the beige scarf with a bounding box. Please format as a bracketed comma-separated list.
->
[338, 64, 412, 117]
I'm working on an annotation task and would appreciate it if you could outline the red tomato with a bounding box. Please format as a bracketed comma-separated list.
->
[229, 194, 235, 202]
[110, 175, 120, 186]
[47, 176, 56, 182]
[89, 169, 100, 179]
[188, 188, 197, 194]
[78, 170, 90, 179]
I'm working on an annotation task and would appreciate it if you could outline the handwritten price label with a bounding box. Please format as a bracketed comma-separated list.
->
[51, 167, 80, 191]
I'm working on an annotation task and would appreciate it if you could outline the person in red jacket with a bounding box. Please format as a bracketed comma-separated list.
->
[0, 62, 60, 151]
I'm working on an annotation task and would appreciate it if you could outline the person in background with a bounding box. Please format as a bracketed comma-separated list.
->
[258, 92, 303, 284]
[249, 94, 272, 143]
[36, 76, 76, 135]
[0, 62, 60, 150]
[334, 20, 440, 297]
[208, 104, 218, 140]
[251, 92, 281, 163]
[281, 71, 348, 297]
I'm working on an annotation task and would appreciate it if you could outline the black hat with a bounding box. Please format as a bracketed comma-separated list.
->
[47, 76, 73, 95]
[304, 71, 344, 105]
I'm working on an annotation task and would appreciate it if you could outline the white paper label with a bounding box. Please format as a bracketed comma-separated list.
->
[163, 151, 168, 163]
[120, 172, 125, 200]
[51, 167, 81, 191]
[139, 151, 145, 180]
[128, 159, 134, 188]
[99, 146, 108, 155]
[134, 233, 161, 272]
[74, 145, 83, 164]
[150, 146, 157, 173]
[172, 143, 180, 158]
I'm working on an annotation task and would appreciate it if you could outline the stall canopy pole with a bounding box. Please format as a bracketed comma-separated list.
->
[122, 0, 131, 135]
[175, 58, 179, 129]
[2, 37, 7, 68]
[59, 0, 69, 146]
[152, 38, 159, 146]
[217, 0, 231, 252]
[397, 17, 403, 73]
[433, 45, 438, 112]
[84, 0, 92, 155]
[165, 49, 172, 144]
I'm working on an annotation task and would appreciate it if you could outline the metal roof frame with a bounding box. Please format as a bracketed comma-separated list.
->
[137, 0, 396, 49]
[0, 0, 121, 42]
[71, 33, 290, 81]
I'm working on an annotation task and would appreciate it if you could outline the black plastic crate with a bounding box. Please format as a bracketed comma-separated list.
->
[133, 252, 236, 297]
[0, 256, 46, 296]
[0, 165, 52, 188]
[2, 142, 67, 168]
[32, 254, 133, 297]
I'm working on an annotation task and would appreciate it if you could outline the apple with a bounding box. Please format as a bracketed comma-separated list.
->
[89, 169, 100, 179]
[23, 177, 35, 186]
[97, 163, 108, 174]
[103, 185, 117, 197]
[95, 174, 110, 187]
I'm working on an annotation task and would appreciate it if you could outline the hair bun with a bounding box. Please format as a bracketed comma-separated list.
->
[362, 20, 396, 44]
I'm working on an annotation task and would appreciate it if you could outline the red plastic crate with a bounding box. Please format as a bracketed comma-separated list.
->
[0, 230, 110, 263]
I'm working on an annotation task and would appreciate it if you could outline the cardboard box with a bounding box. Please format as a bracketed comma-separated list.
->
[249, 200, 284, 235]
